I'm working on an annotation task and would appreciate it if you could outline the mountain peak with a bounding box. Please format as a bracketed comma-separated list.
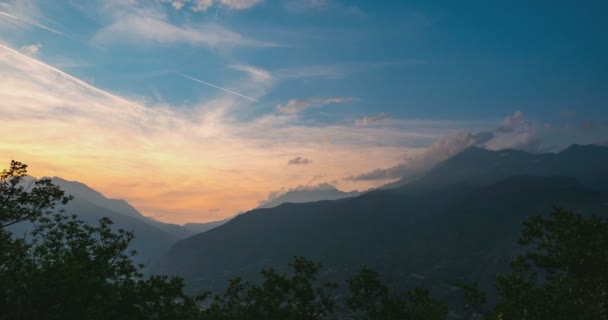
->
[560, 144, 608, 154]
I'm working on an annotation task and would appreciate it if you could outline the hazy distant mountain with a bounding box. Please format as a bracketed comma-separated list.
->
[257, 183, 362, 209]
[153, 145, 608, 298]
[408, 144, 608, 192]
[49, 177, 143, 218]
[11, 177, 194, 269]
[50, 178, 194, 240]
[184, 218, 231, 234]
[183, 183, 361, 235]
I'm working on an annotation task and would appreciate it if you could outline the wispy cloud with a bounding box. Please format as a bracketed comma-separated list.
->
[275, 61, 424, 80]
[347, 111, 541, 182]
[287, 156, 311, 165]
[19, 43, 42, 55]
[92, 1, 276, 49]
[0, 10, 64, 35]
[230, 65, 273, 84]
[161, 0, 262, 11]
[355, 113, 389, 126]
[346, 131, 492, 181]
[1, 44, 447, 223]
[276, 97, 357, 114]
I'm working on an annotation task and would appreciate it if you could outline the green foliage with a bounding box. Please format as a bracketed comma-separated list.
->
[0, 160, 71, 228]
[0, 161, 202, 320]
[202, 256, 337, 320]
[3, 161, 607, 320]
[347, 267, 447, 320]
[488, 208, 608, 320]
[455, 280, 486, 319]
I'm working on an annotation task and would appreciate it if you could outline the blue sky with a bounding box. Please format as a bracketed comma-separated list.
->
[0, 0, 607, 223]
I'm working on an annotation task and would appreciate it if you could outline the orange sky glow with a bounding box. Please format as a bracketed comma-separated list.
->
[0, 44, 429, 224]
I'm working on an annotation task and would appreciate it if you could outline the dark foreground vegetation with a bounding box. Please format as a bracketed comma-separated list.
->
[1, 161, 607, 319]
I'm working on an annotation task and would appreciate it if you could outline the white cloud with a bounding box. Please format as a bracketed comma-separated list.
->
[192, 0, 214, 11]
[1, 44, 457, 223]
[355, 113, 389, 126]
[93, 1, 275, 48]
[219, 0, 263, 10]
[160, 0, 261, 12]
[231, 65, 273, 84]
[346, 130, 490, 181]
[0, 1, 64, 35]
[94, 16, 275, 48]
[276, 97, 357, 114]
[347, 111, 542, 182]
[484, 111, 539, 152]
[20, 44, 41, 55]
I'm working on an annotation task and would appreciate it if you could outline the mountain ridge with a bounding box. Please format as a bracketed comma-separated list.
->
[153, 144, 608, 297]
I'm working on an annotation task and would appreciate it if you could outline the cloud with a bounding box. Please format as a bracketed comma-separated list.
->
[160, 0, 262, 12]
[346, 130, 492, 181]
[276, 97, 357, 114]
[355, 113, 389, 126]
[0, 2, 64, 36]
[192, 0, 214, 11]
[94, 18, 274, 48]
[275, 61, 422, 81]
[287, 156, 311, 165]
[276, 65, 348, 79]
[19, 44, 41, 55]
[231, 65, 273, 84]
[219, 0, 263, 10]
[1, 43, 456, 224]
[93, 1, 275, 48]
[257, 182, 340, 206]
[484, 111, 539, 152]
[497, 110, 523, 132]
[347, 111, 539, 182]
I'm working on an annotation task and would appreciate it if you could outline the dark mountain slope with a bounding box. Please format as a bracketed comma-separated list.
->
[154, 175, 607, 295]
[407, 144, 608, 192]
[154, 145, 608, 296]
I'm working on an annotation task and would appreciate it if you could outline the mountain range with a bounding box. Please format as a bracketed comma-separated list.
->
[152, 145, 608, 300]
[8, 176, 361, 269]
[257, 183, 362, 209]
[8, 177, 196, 269]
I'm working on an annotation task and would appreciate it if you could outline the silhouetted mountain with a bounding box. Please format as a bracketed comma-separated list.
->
[407, 144, 608, 192]
[153, 145, 608, 299]
[49, 177, 144, 218]
[11, 178, 194, 269]
[50, 177, 194, 240]
[258, 184, 361, 209]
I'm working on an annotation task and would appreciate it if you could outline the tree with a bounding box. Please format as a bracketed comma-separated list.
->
[455, 280, 486, 319]
[0, 160, 71, 228]
[0, 161, 202, 320]
[203, 256, 337, 320]
[487, 208, 608, 320]
[347, 267, 447, 320]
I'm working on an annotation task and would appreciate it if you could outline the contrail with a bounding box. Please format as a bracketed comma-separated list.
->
[181, 74, 259, 102]
[0, 10, 65, 36]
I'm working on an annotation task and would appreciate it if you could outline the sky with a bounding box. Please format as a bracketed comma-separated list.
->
[0, 0, 607, 224]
